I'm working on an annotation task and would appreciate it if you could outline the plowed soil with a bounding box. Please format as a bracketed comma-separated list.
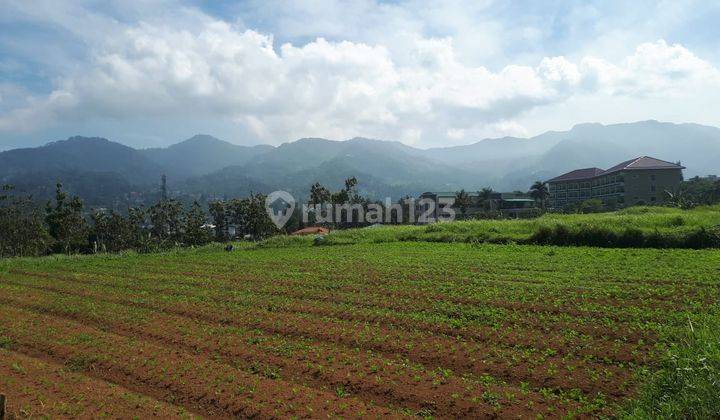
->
[1, 242, 718, 418]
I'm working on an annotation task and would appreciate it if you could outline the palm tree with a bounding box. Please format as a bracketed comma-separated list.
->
[529, 181, 549, 209]
[454, 189, 472, 219]
[477, 187, 495, 211]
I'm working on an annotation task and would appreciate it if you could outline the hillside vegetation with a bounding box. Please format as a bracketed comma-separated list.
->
[263, 205, 720, 249]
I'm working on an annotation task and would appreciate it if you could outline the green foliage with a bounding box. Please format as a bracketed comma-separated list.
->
[208, 200, 229, 241]
[91, 208, 148, 253]
[678, 176, 720, 207]
[623, 310, 720, 419]
[210, 194, 278, 240]
[453, 189, 472, 218]
[575, 199, 604, 214]
[45, 183, 89, 254]
[529, 181, 549, 209]
[183, 201, 213, 246]
[262, 205, 720, 249]
[0, 185, 52, 258]
[148, 198, 184, 246]
[477, 187, 495, 211]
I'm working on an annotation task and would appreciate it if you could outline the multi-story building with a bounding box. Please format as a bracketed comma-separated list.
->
[547, 156, 685, 209]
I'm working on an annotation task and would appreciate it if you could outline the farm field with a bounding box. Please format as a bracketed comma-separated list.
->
[269, 205, 720, 248]
[1, 242, 719, 418]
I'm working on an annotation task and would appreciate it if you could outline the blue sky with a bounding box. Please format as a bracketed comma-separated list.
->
[1, 0, 720, 150]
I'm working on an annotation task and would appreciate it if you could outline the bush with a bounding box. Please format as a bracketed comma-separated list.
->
[683, 227, 720, 249]
[618, 228, 646, 248]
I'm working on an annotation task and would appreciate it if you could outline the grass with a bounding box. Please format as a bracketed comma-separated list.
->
[260, 205, 720, 248]
[624, 309, 720, 419]
[0, 239, 719, 417]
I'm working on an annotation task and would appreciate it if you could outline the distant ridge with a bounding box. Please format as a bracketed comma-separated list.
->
[1, 120, 719, 207]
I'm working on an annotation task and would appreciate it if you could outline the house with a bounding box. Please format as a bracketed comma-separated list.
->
[547, 156, 685, 209]
[417, 191, 537, 222]
[292, 226, 330, 235]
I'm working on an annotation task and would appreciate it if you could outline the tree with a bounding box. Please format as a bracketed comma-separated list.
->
[209, 200, 229, 241]
[183, 201, 212, 246]
[0, 184, 51, 257]
[331, 177, 358, 205]
[477, 187, 495, 211]
[148, 199, 183, 246]
[309, 183, 331, 205]
[244, 193, 277, 239]
[675, 176, 720, 206]
[529, 181, 549, 209]
[664, 189, 695, 210]
[577, 199, 604, 214]
[454, 189, 472, 219]
[45, 183, 89, 254]
[91, 209, 137, 253]
[127, 206, 148, 250]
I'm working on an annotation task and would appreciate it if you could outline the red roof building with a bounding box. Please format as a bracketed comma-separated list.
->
[546, 156, 685, 208]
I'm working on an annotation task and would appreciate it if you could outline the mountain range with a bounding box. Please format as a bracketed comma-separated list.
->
[1, 120, 719, 208]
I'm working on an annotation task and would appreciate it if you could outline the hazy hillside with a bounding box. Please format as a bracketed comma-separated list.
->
[141, 135, 273, 179]
[3, 170, 135, 208]
[0, 136, 164, 186]
[496, 121, 720, 190]
[3, 121, 719, 206]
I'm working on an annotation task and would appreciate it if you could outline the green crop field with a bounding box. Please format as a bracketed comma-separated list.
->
[263, 205, 720, 249]
[1, 240, 719, 418]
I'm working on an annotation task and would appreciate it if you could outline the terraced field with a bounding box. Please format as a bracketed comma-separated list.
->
[1, 242, 719, 418]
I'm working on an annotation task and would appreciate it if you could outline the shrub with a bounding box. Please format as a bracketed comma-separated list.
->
[617, 228, 646, 248]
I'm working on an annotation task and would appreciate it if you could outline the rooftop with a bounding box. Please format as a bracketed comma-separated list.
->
[547, 156, 685, 183]
[546, 167, 605, 183]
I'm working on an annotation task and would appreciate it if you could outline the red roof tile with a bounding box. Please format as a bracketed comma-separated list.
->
[547, 156, 685, 183]
[547, 167, 605, 182]
[604, 156, 685, 174]
[291, 226, 330, 235]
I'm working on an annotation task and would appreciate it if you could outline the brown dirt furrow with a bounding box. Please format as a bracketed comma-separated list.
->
[0, 305, 401, 419]
[3, 272, 657, 347]
[0, 293, 576, 418]
[17, 267, 692, 319]
[0, 348, 203, 419]
[0, 277, 650, 366]
[0, 284, 635, 398]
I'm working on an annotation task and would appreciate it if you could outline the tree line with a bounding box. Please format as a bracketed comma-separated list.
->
[0, 183, 277, 258]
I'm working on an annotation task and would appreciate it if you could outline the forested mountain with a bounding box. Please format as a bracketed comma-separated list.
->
[140, 135, 273, 179]
[2, 121, 719, 207]
[0, 136, 163, 186]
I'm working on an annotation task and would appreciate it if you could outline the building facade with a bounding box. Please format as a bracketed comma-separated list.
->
[547, 156, 685, 209]
[417, 191, 537, 222]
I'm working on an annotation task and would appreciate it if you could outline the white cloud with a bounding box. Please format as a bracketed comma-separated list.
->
[581, 40, 720, 96]
[1, 1, 720, 147]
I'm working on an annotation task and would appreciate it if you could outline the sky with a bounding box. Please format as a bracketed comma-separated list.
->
[1, 0, 720, 150]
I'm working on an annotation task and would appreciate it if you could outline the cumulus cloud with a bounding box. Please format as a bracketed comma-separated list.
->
[1, 1, 720, 147]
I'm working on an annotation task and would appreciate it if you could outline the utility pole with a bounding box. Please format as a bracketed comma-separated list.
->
[161, 174, 167, 201]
